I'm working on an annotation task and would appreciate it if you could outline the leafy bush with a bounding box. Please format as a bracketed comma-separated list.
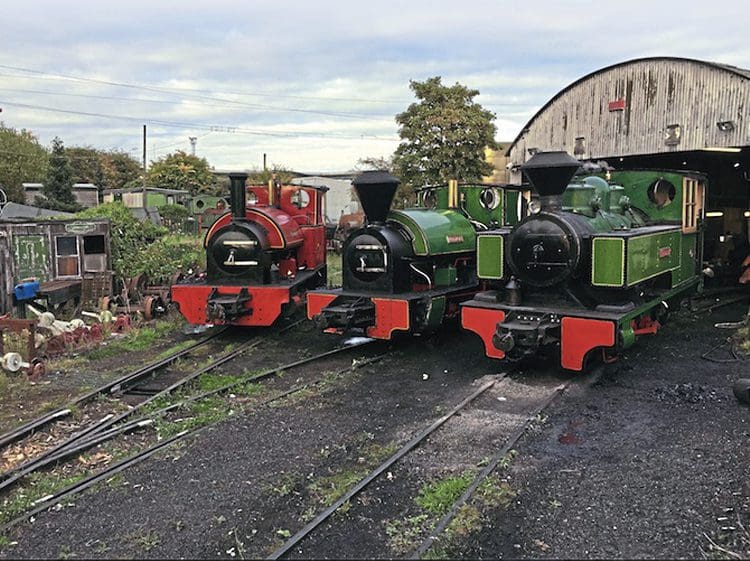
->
[75, 202, 167, 278]
[157, 203, 190, 232]
[130, 234, 205, 283]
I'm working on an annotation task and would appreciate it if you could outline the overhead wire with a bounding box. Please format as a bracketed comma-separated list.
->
[0, 100, 399, 141]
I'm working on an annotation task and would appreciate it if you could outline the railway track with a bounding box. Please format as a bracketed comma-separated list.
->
[0, 326, 243, 483]
[0, 326, 228, 450]
[267, 373, 574, 560]
[0, 336, 382, 533]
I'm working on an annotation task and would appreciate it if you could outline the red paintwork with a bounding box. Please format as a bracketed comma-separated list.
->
[171, 284, 294, 327]
[176, 182, 326, 328]
[298, 225, 326, 270]
[307, 292, 338, 320]
[560, 317, 615, 371]
[461, 307, 506, 359]
[367, 298, 410, 339]
[631, 315, 661, 336]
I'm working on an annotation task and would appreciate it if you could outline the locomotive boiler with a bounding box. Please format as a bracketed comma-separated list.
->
[171, 173, 327, 327]
[461, 151, 706, 371]
[307, 171, 521, 339]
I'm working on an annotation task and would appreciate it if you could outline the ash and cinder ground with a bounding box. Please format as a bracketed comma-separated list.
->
[1, 304, 749, 560]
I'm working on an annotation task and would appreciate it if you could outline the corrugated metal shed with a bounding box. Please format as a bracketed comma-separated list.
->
[507, 57, 750, 183]
[291, 176, 359, 223]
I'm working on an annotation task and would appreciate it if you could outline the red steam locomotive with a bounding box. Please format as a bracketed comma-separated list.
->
[171, 173, 327, 327]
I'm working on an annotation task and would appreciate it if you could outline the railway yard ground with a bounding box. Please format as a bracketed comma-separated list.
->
[0, 295, 748, 559]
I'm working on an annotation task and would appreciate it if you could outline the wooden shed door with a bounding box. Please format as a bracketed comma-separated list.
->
[12, 234, 50, 282]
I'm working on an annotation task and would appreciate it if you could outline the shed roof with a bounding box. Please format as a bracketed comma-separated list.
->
[506, 56, 750, 157]
[0, 202, 74, 221]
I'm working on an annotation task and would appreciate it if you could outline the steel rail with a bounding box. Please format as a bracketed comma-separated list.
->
[407, 382, 570, 559]
[0, 347, 384, 534]
[266, 377, 502, 560]
[0, 429, 191, 535]
[0, 336, 257, 488]
[0, 338, 377, 495]
[0, 326, 227, 449]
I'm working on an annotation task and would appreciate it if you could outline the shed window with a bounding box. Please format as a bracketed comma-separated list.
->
[55, 236, 80, 277]
[83, 235, 105, 254]
[83, 235, 107, 272]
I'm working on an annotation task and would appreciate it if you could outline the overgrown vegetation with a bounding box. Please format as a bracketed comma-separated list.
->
[385, 454, 518, 557]
[75, 203, 204, 281]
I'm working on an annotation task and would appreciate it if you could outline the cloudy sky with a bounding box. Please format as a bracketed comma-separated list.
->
[2, 0, 749, 173]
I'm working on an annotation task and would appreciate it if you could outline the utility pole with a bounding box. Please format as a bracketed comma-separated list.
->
[142, 125, 147, 210]
[189, 136, 197, 156]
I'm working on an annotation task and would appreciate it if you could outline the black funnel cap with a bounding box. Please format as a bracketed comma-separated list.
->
[352, 171, 400, 223]
[521, 151, 580, 196]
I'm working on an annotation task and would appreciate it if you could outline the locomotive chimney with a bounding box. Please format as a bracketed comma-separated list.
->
[228, 172, 249, 220]
[521, 151, 580, 211]
[352, 171, 400, 224]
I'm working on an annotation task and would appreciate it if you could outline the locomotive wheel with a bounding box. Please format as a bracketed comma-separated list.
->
[144, 296, 156, 321]
[734, 378, 750, 405]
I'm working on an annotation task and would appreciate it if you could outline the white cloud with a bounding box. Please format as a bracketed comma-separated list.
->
[1, 0, 749, 171]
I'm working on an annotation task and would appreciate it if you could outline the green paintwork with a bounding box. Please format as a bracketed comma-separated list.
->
[434, 266, 457, 287]
[591, 238, 625, 287]
[626, 230, 682, 286]
[606, 170, 690, 223]
[388, 209, 476, 256]
[12, 234, 50, 282]
[591, 229, 683, 288]
[619, 324, 636, 349]
[673, 232, 699, 285]
[477, 234, 505, 280]
[421, 184, 508, 227]
[426, 296, 446, 327]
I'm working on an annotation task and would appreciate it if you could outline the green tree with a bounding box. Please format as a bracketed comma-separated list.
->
[40, 137, 80, 211]
[246, 165, 296, 185]
[100, 150, 143, 190]
[0, 122, 48, 203]
[147, 151, 216, 196]
[355, 156, 394, 173]
[66, 146, 105, 186]
[392, 77, 498, 203]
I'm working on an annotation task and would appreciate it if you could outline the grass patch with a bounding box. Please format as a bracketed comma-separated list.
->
[308, 469, 367, 506]
[386, 465, 518, 557]
[121, 527, 160, 551]
[326, 250, 342, 286]
[197, 373, 248, 393]
[385, 514, 430, 554]
[0, 471, 88, 526]
[154, 396, 233, 439]
[0, 372, 10, 397]
[86, 317, 184, 361]
[416, 471, 475, 516]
